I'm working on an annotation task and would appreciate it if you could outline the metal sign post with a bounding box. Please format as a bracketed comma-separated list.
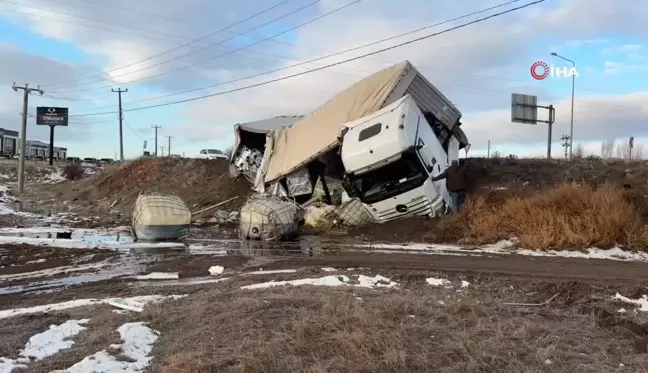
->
[511, 93, 556, 159]
[36, 107, 68, 165]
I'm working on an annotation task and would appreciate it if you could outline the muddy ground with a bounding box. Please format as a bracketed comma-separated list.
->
[2, 242, 648, 372]
[1, 158, 648, 371]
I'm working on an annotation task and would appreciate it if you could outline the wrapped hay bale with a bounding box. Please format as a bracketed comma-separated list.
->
[132, 193, 191, 241]
[239, 194, 304, 241]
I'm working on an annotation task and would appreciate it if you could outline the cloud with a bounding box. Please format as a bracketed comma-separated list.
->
[0, 0, 646, 153]
[463, 90, 648, 148]
[603, 61, 648, 75]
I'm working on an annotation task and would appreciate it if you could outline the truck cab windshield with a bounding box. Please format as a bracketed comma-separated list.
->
[345, 150, 427, 204]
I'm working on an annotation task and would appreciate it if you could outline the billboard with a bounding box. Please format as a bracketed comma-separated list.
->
[36, 107, 69, 126]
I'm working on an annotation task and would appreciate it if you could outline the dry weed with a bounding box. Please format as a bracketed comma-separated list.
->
[444, 183, 648, 250]
[141, 285, 641, 373]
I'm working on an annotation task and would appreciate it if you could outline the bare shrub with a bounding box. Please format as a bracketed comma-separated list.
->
[440, 183, 648, 250]
[62, 163, 84, 181]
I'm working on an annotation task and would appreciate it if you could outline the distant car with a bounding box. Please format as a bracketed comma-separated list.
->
[197, 149, 228, 160]
[99, 158, 114, 164]
[168, 154, 182, 159]
[83, 157, 97, 164]
[66, 157, 81, 163]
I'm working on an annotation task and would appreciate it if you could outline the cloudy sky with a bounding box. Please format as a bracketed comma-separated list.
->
[0, 0, 645, 158]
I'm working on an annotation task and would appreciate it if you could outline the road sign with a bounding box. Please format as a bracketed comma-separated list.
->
[511, 93, 538, 124]
[36, 107, 68, 126]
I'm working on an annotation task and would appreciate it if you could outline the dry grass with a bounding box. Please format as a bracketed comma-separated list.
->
[142, 284, 644, 373]
[62, 163, 84, 181]
[440, 183, 648, 250]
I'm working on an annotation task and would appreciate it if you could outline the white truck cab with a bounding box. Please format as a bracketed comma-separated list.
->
[341, 95, 458, 223]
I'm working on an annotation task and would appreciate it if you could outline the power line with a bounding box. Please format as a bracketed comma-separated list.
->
[0, 7, 192, 45]
[70, 0, 531, 113]
[63, 0, 193, 25]
[52, 0, 353, 91]
[0, 0, 207, 42]
[42, 0, 302, 88]
[68, 0, 546, 118]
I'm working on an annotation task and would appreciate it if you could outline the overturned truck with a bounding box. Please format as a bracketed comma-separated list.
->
[243, 60, 470, 224]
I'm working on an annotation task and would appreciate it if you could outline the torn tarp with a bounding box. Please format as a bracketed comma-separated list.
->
[258, 60, 466, 187]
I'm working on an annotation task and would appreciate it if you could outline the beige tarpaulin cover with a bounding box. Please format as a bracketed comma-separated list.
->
[264, 61, 410, 184]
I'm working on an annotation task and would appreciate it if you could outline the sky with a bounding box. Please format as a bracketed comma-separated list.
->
[0, 0, 646, 159]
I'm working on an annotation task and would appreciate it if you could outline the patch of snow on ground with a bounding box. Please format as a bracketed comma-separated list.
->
[22, 319, 89, 360]
[52, 322, 158, 373]
[613, 293, 648, 312]
[0, 357, 26, 372]
[357, 240, 648, 263]
[25, 258, 47, 264]
[242, 274, 399, 290]
[426, 278, 451, 286]
[133, 277, 231, 287]
[0, 262, 111, 282]
[0, 235, 185, 251]
[0, 295, 186, 320]
[134, 272, 178, 280]
[208, 266, 224, 276]
[321, 267, 337, 272]
[243, 269, 297, 275]
[39, 169, 66, 184]
[356, 275, 398, 288]
[241, 275, 349, 290]
[0, 319, 89, 371]
[461, 281, 470, 288]
[517, 247, 648, 262]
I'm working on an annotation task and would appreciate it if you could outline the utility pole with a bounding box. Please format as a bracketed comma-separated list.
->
[111, 88, 128, 161]
[560, 135, 571, 160]
[487, 140, 491, 158]
[151, 125, 161, 156]
[160, 146, 164, 156]
[12, 83, 43, 194]
[166, 136, 173, 156]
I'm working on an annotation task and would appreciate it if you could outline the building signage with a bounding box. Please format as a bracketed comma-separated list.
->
[36, 107, 69, 126]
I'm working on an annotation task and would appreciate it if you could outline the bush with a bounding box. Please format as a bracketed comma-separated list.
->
[62, 163, 84, 181]
[440, 183, 648, 250]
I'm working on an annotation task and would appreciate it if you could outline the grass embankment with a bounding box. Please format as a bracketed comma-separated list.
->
[440, 183, 648, 250]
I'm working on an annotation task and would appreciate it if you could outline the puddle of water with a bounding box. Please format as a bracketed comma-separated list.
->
[0, 255, 151, 295]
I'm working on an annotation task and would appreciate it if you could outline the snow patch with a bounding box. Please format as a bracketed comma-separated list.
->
[613, 293, 648, 312]
[22, 319, 89, 360]
[208, 266, 224, 276]
[356, 275, 398, 289]
[0, 319, 89, 371]
[52, 322, 158, 373]
[461, 281, 470, 288]
[133, 277, 231, 287]
[25, 258, 47, 264]
[241, 274, 398, 290]
[134, 272, 179, 280]
[243, 269, 297, 275]
[0, 235, 185, 250]
[0, 261, 111, 282]
[321, 267, 337, 272]
[358, 240, 648, 263]
[426, 278, 451, 286]
[0, 295, 186, 320]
